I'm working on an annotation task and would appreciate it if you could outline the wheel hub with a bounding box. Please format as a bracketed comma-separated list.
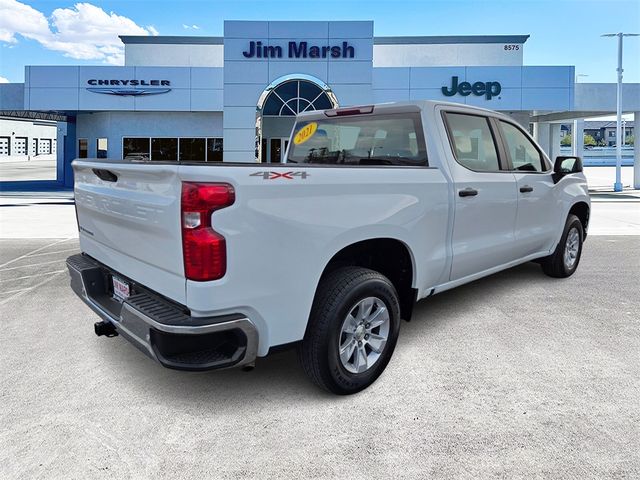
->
[338, 296, 391, 374]
[564, 227, 580, 269]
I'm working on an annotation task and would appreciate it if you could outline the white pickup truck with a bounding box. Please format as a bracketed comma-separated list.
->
[67, 101, 590, 394]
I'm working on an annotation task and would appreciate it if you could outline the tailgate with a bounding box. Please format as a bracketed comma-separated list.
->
[73, 160, 186, 303]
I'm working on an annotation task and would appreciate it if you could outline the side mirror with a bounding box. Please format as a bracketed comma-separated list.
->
[553, 156, 582, 183]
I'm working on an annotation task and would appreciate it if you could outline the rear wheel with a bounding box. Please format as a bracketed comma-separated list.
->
[298, 267, 401, 395]
[540, 214, 584, 278]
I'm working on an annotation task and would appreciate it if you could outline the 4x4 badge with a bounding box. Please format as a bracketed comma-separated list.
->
[250, 171, 310, 180]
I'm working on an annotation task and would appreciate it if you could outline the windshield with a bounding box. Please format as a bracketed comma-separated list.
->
[286, 113, 427, 166]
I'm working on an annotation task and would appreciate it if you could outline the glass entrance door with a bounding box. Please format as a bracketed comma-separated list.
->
[263, 137, 289, 163]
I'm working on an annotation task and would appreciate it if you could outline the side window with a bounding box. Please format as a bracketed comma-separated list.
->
[123, 138, 150, 161]
[78, 139, 88, 158]
[499, 121, 545, 172]
[445, 113, 500, 172]
[96, 138, 108, 158]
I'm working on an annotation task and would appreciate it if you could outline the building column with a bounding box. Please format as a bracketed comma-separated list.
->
[533, 122, 549, 149]
[63, 120, 76, 189]
[56, 122, 66, 183]
[533, 122, 560, 161]
[508, 112, 531, 129]
[572, 119, 584, 160]
[634, 112, 640, 190]
[549, 124, 561, 161]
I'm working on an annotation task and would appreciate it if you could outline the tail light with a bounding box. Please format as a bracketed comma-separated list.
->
[181, 182, 235, 281]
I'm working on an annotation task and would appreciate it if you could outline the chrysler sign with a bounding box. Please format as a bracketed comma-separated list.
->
[86, 79, 171, 96]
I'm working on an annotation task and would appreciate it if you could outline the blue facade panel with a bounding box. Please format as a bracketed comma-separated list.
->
[329, 21, 374, 39]
[224, 61, 270, 84]
[269, 21, 329, 38]
[328, 61, 372, 84]
[373, 89, 411, 103]
[191, 68, 223, 89]
[410, 67, 467, 89]
[522, 66, 575, 88]
[268, 62, 328, 83]
[465, 66, 522, 88]
[373, 68, 411, 90]
[0, 83, 25, 109]
[190, 89, 223, 111]
[224, 21, 269, 38]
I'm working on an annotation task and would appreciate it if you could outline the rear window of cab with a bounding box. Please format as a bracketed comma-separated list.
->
[286, 113, 428, 166]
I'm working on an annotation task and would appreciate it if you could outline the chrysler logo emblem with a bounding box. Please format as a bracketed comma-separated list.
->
[86, 79, 172, 96]
[87, 88, 171, 96]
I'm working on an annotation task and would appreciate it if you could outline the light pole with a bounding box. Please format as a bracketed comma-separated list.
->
[601, 32, 639, 192]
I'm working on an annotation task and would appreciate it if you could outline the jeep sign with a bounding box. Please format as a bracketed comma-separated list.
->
[442, 76, 502, 100]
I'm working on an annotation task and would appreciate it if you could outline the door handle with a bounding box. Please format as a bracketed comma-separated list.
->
[92, 168, 118, 182]
[519, 185, 534, 193]
[458, 188, 478, 197]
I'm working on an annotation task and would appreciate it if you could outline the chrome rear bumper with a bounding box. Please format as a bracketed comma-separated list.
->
[66, 253, 258, 371]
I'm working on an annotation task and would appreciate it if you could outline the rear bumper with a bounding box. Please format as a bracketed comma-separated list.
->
[66, 253, 258, 371]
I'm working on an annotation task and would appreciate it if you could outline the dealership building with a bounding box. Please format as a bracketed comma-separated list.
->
[1, 20, 639, 190]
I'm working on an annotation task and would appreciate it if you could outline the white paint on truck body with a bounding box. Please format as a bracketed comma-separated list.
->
[73, 100, 590, 357]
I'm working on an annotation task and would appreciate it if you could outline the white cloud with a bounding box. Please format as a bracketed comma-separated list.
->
[182, 24, 200, 30]
[0, 0, 50, 44]
[0, 76, 10, 83]
[0, 0, 159, 65]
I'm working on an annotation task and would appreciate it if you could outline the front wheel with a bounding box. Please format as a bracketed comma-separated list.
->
[298, 267, 401, 395]
[540, 214, 584, 278]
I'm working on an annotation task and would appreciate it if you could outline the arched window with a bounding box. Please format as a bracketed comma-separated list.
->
[262, 79, 335, 116]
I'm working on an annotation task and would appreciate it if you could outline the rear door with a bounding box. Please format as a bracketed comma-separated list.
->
[442, 111, 519, 280]
[497, 120, 558, 256]
[73, 160, 186, 303]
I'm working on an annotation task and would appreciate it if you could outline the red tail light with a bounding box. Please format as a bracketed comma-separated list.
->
[181, 182, 235, 281]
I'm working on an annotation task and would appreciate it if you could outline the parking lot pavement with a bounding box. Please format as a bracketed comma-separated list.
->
[0, 236, 638, 479]
[589, 202, 640, 235]
[0, 158, 57, 182]
[0, 238, 78, 303]
[583, 166, 636, 191]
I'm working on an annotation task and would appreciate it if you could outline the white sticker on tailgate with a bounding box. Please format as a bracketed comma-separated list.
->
[112, 276, 130, 302]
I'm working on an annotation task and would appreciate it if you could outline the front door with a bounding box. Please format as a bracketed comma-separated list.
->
[443, 112, 520, 280]
[498, 120, 559, 256]
[263, 137, 289, 163]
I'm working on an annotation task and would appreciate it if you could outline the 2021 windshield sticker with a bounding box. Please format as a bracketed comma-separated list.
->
[293, 122, 318, 145]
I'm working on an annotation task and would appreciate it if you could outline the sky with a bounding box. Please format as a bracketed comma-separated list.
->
[0, 0, 639, 85]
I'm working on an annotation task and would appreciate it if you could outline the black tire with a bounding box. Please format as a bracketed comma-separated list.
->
[540, 214, 584, 278]
[298, 266, 401, 395]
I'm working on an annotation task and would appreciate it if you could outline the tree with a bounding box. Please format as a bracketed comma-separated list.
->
[584, 134, 597, 146]
[625, 135, 634, 146]
[561, 134, 572, 146]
